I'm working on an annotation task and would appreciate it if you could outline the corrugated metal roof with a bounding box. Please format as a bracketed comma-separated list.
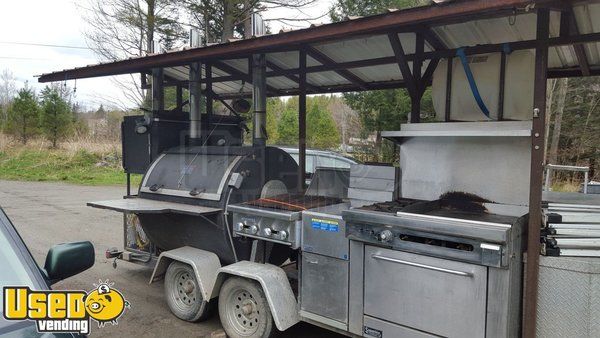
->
[38, 0, 600, 98]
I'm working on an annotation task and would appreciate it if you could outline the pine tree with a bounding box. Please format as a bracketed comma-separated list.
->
[40, 86, 73, 148]
[7, 86, 39, 144]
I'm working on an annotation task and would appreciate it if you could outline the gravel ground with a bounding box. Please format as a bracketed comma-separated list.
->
[0, 180, 344, 338]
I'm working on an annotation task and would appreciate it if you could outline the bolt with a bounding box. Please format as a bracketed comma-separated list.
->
[535, 145, 540, 150]
[534, 133, 540, 137]
[533, 108, 540, 117]
[242, 304, 253, 315]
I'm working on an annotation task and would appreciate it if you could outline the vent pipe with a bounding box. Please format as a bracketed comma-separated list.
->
[252, 54, 267, 147]
[189, 29, 203, 144]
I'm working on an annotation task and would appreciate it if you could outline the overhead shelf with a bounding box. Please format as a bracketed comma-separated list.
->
[382, 121, 532, 142]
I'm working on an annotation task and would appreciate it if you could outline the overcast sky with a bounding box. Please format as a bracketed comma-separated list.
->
[0, 0, 334, 111]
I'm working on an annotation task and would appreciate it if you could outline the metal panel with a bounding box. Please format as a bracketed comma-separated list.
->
[149, 246, 221, 301]
[364, 246, 488, 337]
[302, 205, 349, 259]
[87, 198, 221, 216]
[363, 316, 437, 338]
[213, 261, 300, 331]
[300, 252, 348, 324]
[348, 240, 364, 336]
[399, 129, 531, 206]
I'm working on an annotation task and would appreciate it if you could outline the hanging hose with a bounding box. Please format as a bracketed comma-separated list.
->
[456, 47, 490, 118]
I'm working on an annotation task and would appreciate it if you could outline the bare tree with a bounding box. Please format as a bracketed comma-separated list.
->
[0, 69, 17, 128]
[548, 78, 569, 165]
[81, 0, 187, 106]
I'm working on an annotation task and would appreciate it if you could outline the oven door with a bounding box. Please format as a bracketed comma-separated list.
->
[364, 246, 488, 337]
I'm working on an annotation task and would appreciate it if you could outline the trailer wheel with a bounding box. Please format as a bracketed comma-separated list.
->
[218, 276, 274, 338]
[164, 261, 211, 322]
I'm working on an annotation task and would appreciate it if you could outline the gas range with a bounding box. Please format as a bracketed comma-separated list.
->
[343, 198, 524, 267]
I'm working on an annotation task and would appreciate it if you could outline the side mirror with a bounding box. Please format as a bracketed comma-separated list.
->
[43, 241, 95, 285]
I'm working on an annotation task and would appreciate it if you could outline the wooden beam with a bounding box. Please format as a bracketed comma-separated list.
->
[523, 8, 550, 338]
[388, 32, 419, 99]
[213, 60, 281, 95]
[298, 50, 307, 191]
[266, 60, 320, 92]
[305, 46, 369, 90]
[560, 7, 590, 76]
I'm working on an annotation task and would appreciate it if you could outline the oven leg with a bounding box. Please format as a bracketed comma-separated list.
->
[250, 240, 265, 263]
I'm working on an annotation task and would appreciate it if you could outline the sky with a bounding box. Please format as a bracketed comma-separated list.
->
[0, 0, 334, 111]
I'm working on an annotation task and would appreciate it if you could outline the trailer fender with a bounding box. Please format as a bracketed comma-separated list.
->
[213, 261, 299, 331]
[149, 246, 221, 301]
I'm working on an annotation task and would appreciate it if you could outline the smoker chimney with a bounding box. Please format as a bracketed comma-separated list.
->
[189, 29, 203, 144]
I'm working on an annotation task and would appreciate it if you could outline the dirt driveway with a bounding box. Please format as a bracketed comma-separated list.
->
[0, 180, 343, 337]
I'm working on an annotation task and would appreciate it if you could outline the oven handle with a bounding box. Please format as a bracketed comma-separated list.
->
[371, 254, 474, 277]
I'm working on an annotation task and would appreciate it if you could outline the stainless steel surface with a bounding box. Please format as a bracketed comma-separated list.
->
[363, 316, 436, 338]
[347, 240, 364, 336]
[345, 207, 513, 241]
[88, 198, 222, 216]
[397, 123, 532, 206]
[302, 203, 350, 259]
[526, 255, 600, 337]
[140, 153, 242, 201]
[149, 246, 221, 301]
[300, 252, 349, 324]
[305, 167, 350, 199]
[364, 246, 487, 337]
[370, 254, 473, 277]
[229, 204, 302, 248]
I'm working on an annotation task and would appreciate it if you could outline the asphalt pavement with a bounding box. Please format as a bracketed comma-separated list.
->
[0, 180, 344, 338]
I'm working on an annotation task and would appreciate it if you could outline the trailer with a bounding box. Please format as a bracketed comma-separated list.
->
[38, 1, 600, 337]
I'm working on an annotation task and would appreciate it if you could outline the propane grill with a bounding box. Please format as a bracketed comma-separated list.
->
[244, 194, 342, 211]
[229, 194, 343, 248]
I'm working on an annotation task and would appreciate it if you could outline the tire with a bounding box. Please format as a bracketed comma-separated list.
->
[164, 261, 211, 322]
[218, 277, 275, 338]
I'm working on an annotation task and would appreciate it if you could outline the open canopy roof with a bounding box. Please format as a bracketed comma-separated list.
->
[38, 0, 600, 99]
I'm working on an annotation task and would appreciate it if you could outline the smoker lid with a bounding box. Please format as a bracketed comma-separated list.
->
[140, 152, 242, 201]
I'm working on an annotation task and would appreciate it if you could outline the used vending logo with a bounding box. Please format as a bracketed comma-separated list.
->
[3, 280, 129, 334]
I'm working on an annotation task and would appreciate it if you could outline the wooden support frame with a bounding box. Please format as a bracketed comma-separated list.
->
[523, 8, 550, 338]
[298, 50, 307, 191]
[560, 7, 590, 76]
[266, 60, 320, 92]
[304, 46, 369, 90]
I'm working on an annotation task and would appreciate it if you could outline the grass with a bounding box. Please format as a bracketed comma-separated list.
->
[0, 134, 141, 186]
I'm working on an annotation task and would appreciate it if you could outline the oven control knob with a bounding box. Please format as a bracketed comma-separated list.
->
[377, 230, 393, 242]
[278, 230, 288, 240]
[235, 222, 244, 231]
[263, 228, 273, 236]
[248, 225, 259, 234]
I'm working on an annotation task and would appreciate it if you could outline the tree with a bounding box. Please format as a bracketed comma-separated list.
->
[7, 86, 40, 144]
[330, 0, 432, 162]
[306, 102, 339, 149]
[276, 108, 298, 145]
[0, 69, 17, 129]
[40, 87, 73, 148]
[548, 78, 568, 165]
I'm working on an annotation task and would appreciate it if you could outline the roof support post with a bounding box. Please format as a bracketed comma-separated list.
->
[298, 50, 307, 192]
[252, 54, 267, 147]
[523, 8, 549, 338]
[151, 68, 164, 116]
[189, 61, 204, 144]
[388, 32, 421, 122]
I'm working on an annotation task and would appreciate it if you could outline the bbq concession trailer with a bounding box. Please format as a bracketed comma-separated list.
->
[38, 1, 600, 337]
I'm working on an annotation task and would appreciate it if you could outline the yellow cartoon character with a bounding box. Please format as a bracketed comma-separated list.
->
[85, 281, 128, 327]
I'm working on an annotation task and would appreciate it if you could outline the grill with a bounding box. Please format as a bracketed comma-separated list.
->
[244, 194, 342, 211]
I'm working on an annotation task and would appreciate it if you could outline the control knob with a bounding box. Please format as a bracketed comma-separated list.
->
[263, 228, 273, 236]
[377, 230, 393, 243]
[248, 225, 259, 234]
[277, 230, 288, 241]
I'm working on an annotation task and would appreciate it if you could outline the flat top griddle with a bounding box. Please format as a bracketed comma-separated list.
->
[244, 194, 342, 212]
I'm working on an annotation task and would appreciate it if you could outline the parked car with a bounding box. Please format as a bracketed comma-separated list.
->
[277, 147, 358, 176]
[0, 208, 94, 337]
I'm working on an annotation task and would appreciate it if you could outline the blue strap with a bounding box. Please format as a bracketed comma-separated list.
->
[456, 48, 490, 117]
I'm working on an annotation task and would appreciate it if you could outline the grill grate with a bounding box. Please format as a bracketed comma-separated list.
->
[245, 194, 342, 211]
